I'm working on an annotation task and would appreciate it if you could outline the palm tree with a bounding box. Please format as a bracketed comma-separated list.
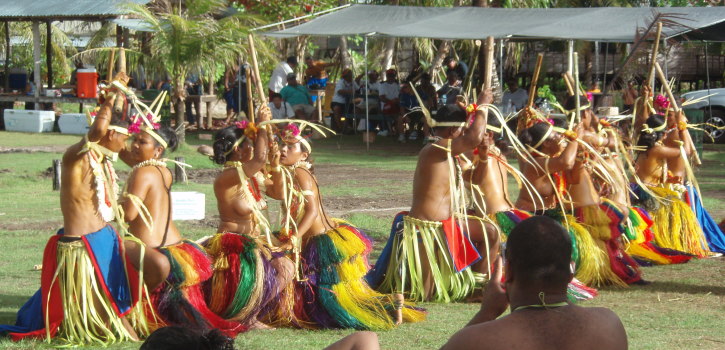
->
[125, 0, 268, 144]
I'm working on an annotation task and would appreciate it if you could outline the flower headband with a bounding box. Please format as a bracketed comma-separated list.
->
[129, 112, 166, 148]
[280, 123, 312, 153]
[654, 94, 670, 110]
[224, 121, 259, 156]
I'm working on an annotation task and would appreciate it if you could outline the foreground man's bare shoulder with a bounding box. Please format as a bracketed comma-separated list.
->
[440, 321, 505, 350]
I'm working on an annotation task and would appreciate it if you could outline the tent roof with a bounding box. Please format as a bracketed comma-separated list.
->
[265, 5, 725, 42]
[0, 0, 150, 21]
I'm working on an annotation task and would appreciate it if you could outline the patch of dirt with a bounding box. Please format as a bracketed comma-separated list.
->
[0, 168, 11, 174]
[185, 168, 221, 184]
[0, 220, 63, 231]
[0, 145, 67, 154]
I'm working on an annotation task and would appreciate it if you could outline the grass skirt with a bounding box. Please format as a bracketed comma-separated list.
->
[630, 184, 709, 257]
[0, 226, 149, 346]
[573, 201, 642, 286]
[203, 233, 281, 325]
[367, 213, 482, 302]
[292, 221, 426, 330]
[152, 240, 246, 337]
[624, 207, 693, 266]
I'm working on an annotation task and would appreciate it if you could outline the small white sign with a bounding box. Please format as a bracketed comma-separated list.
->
[171, 191, 205, 220]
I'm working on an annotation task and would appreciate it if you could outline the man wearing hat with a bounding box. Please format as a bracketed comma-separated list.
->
[280, 73, 315, 120]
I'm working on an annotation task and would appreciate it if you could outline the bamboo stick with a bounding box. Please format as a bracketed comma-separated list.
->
[562, 73, 574, 96]
[654, 62, 701, 165]
[647, 22, 663, 88]
[484, 36, 495, 91]
[526, 53, 544, 109]
[574, 52, 581, 125]
[107, 48, 116, 80]
[247, 33, 266, 123]
[246, 65, 254, 121]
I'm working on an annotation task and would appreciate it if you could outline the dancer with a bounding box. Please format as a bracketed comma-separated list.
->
[1, 74, 147, 346]
[632, 113, 710, 257]
[268, 122, 426, 329]
[563, 98, 641, 286]
[121, 113, 245, 337]
[203, 107, 295, 329]
[369, 89, 500, 303]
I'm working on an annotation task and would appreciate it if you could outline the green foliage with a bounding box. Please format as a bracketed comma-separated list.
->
[537, 84, 558, 103]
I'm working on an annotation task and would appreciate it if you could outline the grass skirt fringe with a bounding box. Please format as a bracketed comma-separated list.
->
[294, 221, 426, 330]
[203, 233, 280, 325]
[152, 240, 246, 337]
[574, 202, 641, 286]
[368, 213, 479, 302]
[624, 207, 693, 266]
[631, 184, 709, 257]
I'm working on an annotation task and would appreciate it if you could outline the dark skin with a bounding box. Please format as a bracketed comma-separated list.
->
[515, 123, 583, 212]
[410, 89, 500, 299]
[58, 72, 138, 339]
[663, 110, 694, 180]
[441, 257, 628, 350]
[469, 132, 514, 214]
[635, 127, 689, 186]
[122, 132, 180, 292]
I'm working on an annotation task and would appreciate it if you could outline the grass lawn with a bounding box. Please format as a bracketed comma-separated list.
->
[0, 131, 724, 349]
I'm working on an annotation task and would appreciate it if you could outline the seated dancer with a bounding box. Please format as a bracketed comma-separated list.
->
[658, 99, 725, 254]
[441, 216, 628, 350]
[203, 107, 295, 329]
[562, 97, 641, 286]
[369, 89, 500, 303]
[631, 113, 710, 257]
[268, 122, 426, 329]
[515, 120, 609, 288]
[469, 115, 596, 301]
[0, 74, 148, 345]
[121, 113, 245, 336]
[590, 110, 690, 266]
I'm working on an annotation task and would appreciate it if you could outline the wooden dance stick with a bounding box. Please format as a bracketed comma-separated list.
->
[247, 33, 266, 123]
[245, 65, 254, 120]
[647, 22, 663, 88]
[484, 36, 495, 91]
[574, 52, 581, 124]
[526, 53, 544, 109]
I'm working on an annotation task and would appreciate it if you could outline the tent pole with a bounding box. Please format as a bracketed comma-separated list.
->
[498, 39, 504, 91]
[663, 38, 668, 78]
[32, 21, 41, 110]
[364, 35, 369, 152]
[4, 21, 10, 90]
[603, 42, 608, 90]
[594, 40, 599, 84]
[705, 41, 712, 122]
[46, 21, 52, 89]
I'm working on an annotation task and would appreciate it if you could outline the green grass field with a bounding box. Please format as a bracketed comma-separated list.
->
[0, 131, 724, 350]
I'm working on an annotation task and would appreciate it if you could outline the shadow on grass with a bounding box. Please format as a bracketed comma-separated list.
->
[0, 295, 31, 309]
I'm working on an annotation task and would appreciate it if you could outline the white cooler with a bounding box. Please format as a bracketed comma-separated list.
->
[58, 113, 89, 135]
[4, 109, 55, 133]
[171, 191, 205, 220]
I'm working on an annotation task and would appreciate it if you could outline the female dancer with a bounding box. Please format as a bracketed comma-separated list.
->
[203, 107, 295, 329]
[122, 116, 244, 337]
[269, 124, 426, 329]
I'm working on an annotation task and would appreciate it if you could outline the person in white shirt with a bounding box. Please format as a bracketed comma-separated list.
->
[354, 70, 381, 114]
[378, 69, 401, 138]
[268, 93, 295, 120]
[501, 79, 529, 113]
[331, 69, 358, 132]
[268, 57, 298, 96]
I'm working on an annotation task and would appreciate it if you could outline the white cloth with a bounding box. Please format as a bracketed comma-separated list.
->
[502, 88, 529, 110]
[332, 79, 359, 104]
[268, 62, 294, 93]
[378, 82, 400, 110]
[268, 101, 295, 120]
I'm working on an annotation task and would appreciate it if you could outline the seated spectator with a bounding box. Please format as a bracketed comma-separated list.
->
[397, 83, 427, 143]
[437, 71, 463, 106]
[378, 69, 400, 137]
[304, 56, 335, 89]
[444, 56, 469, 82]
[280, 73, 315, 120]
[331, 69, 358, 132]
[502, 79, 528, 113]
[268, 93, 294, 120]
[354, 70, 381, 114]
[419, 73, 438, 112]
[440, 216, 628, 350]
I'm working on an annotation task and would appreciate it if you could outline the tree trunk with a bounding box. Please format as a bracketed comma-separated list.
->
[380, 0, 400, 70]
[338, 0, 351, 70]
[174, 82, 186, 145]
[426, 0, 461, 81]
